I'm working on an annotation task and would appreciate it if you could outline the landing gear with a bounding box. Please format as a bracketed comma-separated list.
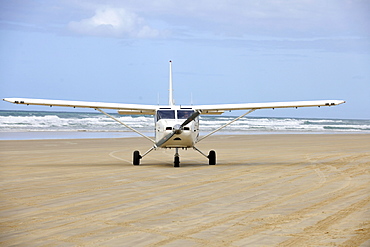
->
[133, 147, 216, 167]
[174, 148, 180, 167]
[208, 150, 216, 165]
[193, 146, 217, 166]
[133, 147, 155, 166]
[133, 150, 141, 165]
[174, 156, 180, 167]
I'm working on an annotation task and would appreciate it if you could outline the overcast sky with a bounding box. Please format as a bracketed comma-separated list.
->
[1, 0, 369, 119]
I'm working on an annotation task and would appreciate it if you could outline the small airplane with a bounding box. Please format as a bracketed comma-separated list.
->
[3, 61, 345, 167]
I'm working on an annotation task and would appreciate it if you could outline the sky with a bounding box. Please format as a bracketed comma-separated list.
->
[0, 0, 369, 119]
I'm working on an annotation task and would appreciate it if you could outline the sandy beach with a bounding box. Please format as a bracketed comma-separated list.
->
[0, 134, 369, 246]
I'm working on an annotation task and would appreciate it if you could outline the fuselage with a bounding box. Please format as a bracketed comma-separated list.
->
[155, 106, 199, 148]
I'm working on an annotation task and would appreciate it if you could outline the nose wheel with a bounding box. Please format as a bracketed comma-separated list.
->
[174, 148, 180, 167]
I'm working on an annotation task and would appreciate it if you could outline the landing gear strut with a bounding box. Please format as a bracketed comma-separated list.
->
[132, 146, 155, 166]
[193, 147, 217, 165]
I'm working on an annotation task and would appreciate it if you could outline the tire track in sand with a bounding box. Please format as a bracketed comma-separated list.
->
[148, 156, 369, 246]
[278, 196, 370, 246]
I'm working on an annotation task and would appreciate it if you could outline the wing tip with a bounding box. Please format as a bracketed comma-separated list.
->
[3, 98, 14, 103]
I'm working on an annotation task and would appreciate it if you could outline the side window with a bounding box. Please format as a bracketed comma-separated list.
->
[177, 110, 194, 119]
[157, 110, 175, 121]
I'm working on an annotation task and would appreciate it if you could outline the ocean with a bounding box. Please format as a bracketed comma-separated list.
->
[1, 110, 369, 140]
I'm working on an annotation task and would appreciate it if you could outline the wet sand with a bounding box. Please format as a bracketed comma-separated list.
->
[0, 134, 369, 246]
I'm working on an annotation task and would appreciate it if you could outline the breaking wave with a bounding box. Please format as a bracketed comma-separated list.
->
[1, 110, 369, 138]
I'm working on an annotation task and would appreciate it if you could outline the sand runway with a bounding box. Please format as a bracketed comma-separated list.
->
[0, 134, 369, 246]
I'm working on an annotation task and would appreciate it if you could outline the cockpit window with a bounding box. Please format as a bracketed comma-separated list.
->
[177, 110, 194, 119]
[157, 110, 175, 121]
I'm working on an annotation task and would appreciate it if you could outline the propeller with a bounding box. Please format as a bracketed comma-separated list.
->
[156, 110, 201, 148]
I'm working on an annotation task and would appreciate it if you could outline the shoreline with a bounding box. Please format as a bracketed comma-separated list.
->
[1, 130, 369, 141]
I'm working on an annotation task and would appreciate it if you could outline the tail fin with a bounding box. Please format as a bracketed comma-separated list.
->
[169, 60, 174, 106]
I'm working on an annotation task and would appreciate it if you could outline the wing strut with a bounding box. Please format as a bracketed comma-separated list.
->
[95, 108, 155, 144]
[197, 109, 256, 143]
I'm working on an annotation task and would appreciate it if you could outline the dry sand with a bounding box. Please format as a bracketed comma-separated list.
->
[0, 134, 369, 246]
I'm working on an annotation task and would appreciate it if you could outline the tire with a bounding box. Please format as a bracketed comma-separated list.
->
[133, 151, 141, 165]
[174, 156, 180, 167]
[208, 150, 216, 165]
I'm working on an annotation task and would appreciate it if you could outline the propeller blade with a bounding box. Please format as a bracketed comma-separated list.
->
[156, 131, 176, 148]
[181, 110, 201, 127]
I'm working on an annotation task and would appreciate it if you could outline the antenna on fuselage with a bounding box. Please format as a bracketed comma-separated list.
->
[169, 60, 174, 106]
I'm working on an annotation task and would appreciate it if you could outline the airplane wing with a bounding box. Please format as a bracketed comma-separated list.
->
[3, 98, 158, 115]
[3, 98, 345, 115]
[195, 100, 345, 114]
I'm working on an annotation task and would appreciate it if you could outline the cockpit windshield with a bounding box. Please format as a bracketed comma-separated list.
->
[157, 110, 175, 121]
[177, 110, 194, 119]
[156, 110, 195, 121]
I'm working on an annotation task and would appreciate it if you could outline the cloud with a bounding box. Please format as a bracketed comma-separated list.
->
[119, 0, 369, 38]
[67, 6, 163, 38]
[1, 0, 367, 41]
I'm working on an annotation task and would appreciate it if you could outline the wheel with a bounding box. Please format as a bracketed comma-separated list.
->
[133, 150, 141, 165]
[208, 150, 216, 165]
[174, 156, 180, 167]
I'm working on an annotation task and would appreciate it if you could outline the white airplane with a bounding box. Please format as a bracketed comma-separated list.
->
[3, 61, 345, 167]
